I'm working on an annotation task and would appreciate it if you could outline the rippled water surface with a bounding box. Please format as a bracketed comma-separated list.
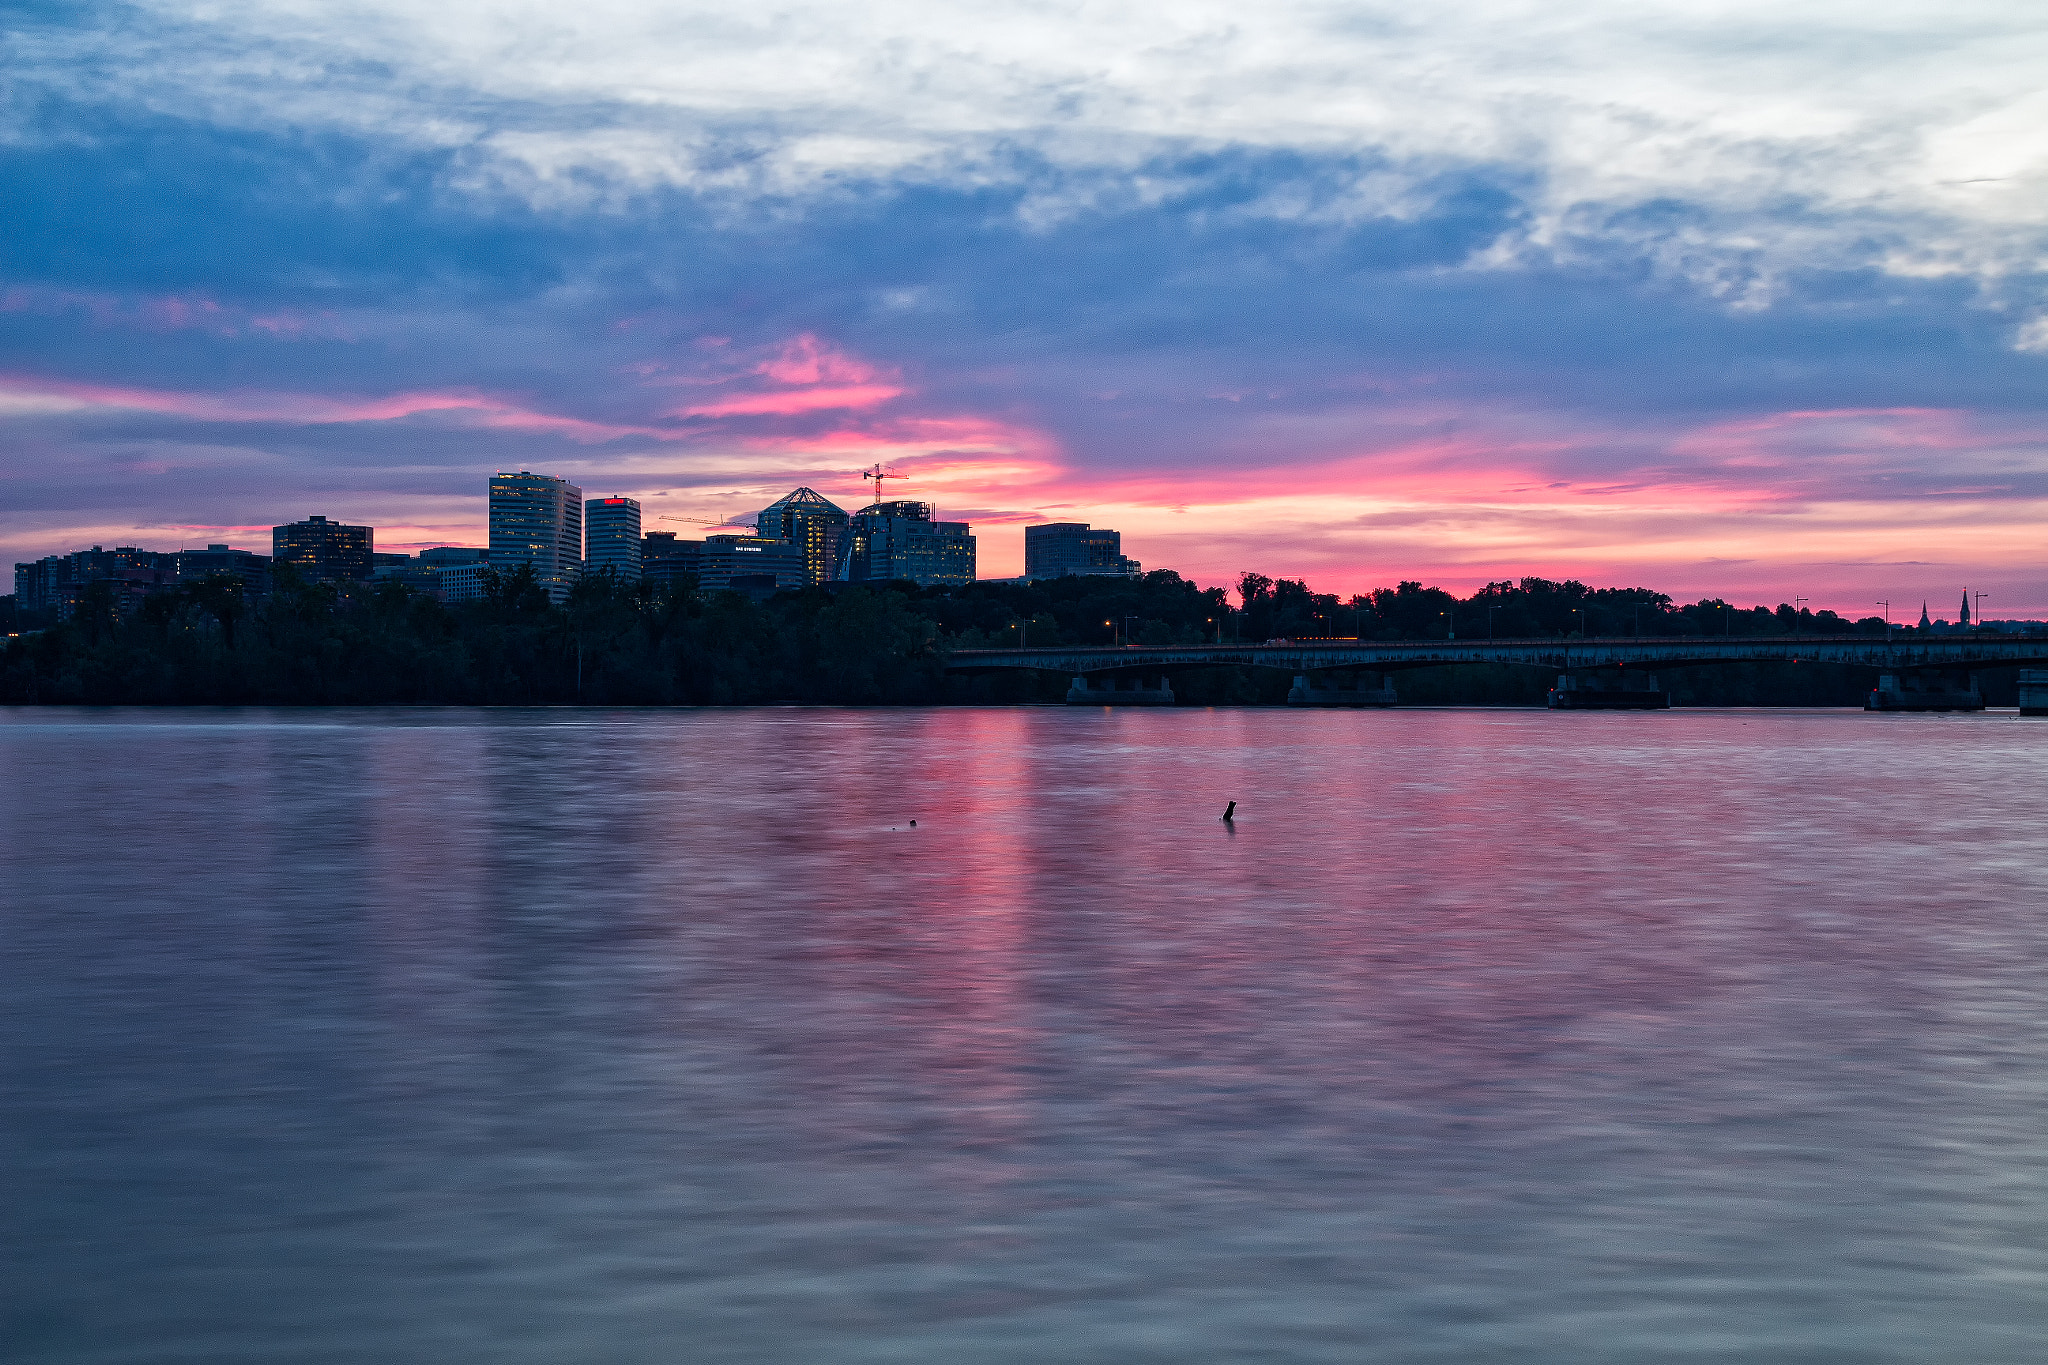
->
[6, 705, 2048, 1362]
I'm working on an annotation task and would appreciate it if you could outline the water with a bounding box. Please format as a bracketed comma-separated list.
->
[5, 706, 2047, 1363]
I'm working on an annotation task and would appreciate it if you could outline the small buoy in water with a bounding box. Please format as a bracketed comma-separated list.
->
[1222, 801, 1236, 822]
[909, 820, 917, 828]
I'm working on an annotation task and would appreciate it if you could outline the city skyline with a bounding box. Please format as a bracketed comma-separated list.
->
[8, 473, 2033, 626]
[4, 2, 2046, 614]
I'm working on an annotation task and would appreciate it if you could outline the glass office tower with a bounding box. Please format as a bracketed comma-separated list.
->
[489, 471, 583, 604]
[585, 496, 643, 583]
[837, 501, 975, 587]
[1023, 522, 1141, 580]
[755, 488, 850, 586]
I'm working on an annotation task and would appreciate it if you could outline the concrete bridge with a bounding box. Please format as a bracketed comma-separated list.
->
[943, 635, 2048, 711]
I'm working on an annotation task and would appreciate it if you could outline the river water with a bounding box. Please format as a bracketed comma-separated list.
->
[4, 706, 2047, 1362]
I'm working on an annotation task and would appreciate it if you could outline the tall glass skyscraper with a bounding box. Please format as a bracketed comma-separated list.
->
[837, 501, 975, 587]
[755, 488, 849, 586]
[584, 496, 642, 583]
[489, 471, 583, 604]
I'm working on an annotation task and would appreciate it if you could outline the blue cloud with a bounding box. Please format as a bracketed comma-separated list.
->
[2, 0, 2046, 576]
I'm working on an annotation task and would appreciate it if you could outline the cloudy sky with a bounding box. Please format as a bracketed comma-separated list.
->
[5, 0, 2046, 610]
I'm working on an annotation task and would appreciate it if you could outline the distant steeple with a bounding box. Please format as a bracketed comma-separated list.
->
[1960, 589, 1971, 626]
[1919, 601, 1931, 629]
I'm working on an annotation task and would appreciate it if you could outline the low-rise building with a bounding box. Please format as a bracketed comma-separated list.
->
[174, 545, 271, 602]
[437, 562, 491, 604]
[639, 532, 806, 596]
[14, 546, 178, 619]
[370, 552, 442, 592]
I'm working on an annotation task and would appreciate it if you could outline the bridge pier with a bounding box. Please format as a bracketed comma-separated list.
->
[2021, 670, 2048, 716]
[1287, 671, 1398, 707]
[1866, 670, 1983, 712]
[1066, 674, 1176, 706]
[1547, 670, 1669, 710]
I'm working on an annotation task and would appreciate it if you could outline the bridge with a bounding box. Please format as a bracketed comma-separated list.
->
[943, 635, 2048, 711]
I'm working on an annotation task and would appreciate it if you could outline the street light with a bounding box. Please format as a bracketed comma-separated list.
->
[1104, 618, 1115, 646]
[1487, 604, 1503, 640]
[1441, 608, 1456, 641]
[1794, 596, 1807, 638]
[1876, 600, 1891, 642]
[1975, 592, 1989, 629]
[1009, 619, 1027, 649]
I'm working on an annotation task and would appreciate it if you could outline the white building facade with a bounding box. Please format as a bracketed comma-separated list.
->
[488, 472, 583, 604]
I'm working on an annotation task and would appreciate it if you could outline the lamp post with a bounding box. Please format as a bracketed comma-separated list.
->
[1794, 596, 1807, 638]
[1104, 618, 1115, 646]
[1488, 605, 1503, 640]
[1876, 600, 1891, 642]
[1441, 608, 1455, 641]
[1975, 592, 1989, 629]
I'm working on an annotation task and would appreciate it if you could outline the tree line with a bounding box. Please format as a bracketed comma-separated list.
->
[0, 565, 1997, 706]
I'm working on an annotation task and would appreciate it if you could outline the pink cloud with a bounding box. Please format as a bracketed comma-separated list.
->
[756, 333, 881, 385]
[0, 374, 676, 443]
[676, 384, 905, 418]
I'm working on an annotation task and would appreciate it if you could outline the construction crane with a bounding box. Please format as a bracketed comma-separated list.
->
[861, 464, 903, 505]
[659, 514, 752, 531]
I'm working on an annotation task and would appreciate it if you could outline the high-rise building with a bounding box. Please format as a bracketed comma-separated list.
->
[174, 544, 271, 602]
[640, 532, 695, 594]
[272, 516, 373, 584]
[838, 501, 975, 587]
[489, 471, 582, 604]
[1024, 522, 1140, 580]
[755, 488, 850, 585]
[585, 496, 643, 583]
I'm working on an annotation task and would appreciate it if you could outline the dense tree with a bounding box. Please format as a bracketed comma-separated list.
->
[0, 564, 1970, 706]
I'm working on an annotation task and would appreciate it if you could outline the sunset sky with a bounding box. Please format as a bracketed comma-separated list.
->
[5, 0, 2046, 613]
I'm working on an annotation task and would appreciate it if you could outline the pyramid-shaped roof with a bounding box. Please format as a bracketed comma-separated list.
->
[762, 487, 846, 515]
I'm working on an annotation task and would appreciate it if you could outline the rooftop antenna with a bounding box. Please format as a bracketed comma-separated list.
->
[861, 464, 903, 506]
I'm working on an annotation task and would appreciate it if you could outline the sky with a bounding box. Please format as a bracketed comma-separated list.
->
[4, 0, 2046, 613]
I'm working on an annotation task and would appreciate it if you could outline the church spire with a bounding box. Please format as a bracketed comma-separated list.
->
[1960, 589, 1971, 626]
[1919, 601, 1931, 630]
